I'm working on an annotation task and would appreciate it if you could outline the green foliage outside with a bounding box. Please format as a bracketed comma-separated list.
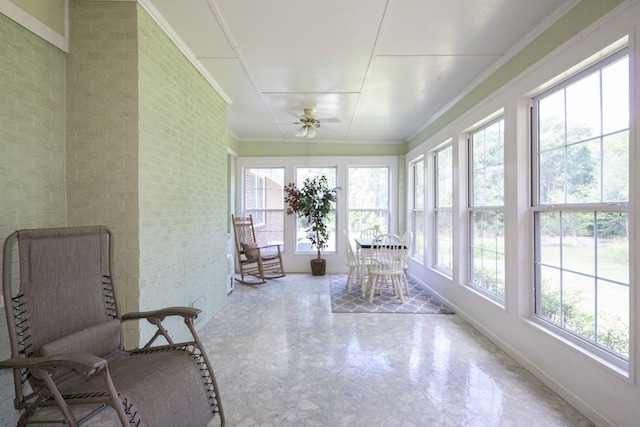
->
[473, 266, 505, 298]
[539, 281, 628, 357]
[348, 167, 389, 235]
[536, 70, 630, 358]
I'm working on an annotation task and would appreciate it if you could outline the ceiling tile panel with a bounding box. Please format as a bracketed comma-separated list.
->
[352, 55, 499, 135]
[199, 58, 263, 106]
[147, 0, 235, 57]
[146, 0, 575, 142]
[214, 0, 388, 93]
[378, 0, 565, 56]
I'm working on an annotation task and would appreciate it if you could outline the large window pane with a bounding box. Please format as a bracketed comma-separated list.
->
[434, 144, 453, 273]
[412, 159, 425, 261]
[243, 168, 285, 248]
[414, 210, 425, 259]
[538, 212, 561, 268]
[435, 210, 452, 272]
[436, 147, 453, 208]
[602, 132, 629, 202]
[538, 90, 565, 152]
[597, 279, 629, 356]
[533, 48, 629, 361]
[566, 139, 598, 204]
[566, 73, 601, 142]
[348, 167, 389, 237]
[470, 118, 505, 299]
[602, 56, 629, 134]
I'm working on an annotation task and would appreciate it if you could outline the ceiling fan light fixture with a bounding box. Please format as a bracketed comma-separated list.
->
[295, 125, 308, 138]
[306, 127, 317, 139]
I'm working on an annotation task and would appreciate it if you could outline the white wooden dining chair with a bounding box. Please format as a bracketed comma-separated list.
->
[359, 227, 378, 242]
[400, 231, 414, 295]
[367, 233, 407, 304]
[343, 230, 367, 296]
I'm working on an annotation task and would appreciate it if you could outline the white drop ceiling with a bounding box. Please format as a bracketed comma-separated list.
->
[144, 0, 574, 143]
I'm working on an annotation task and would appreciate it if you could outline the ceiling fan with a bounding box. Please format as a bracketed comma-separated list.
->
[290, 109, 340, 139]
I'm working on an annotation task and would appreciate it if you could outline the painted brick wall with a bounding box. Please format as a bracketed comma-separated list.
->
[1, 13, 71, 419]
[0, 14, 66, 308]
[66, 1, 141, 344]
[137, 6, 228, 341]
[66, 2, 229, 344]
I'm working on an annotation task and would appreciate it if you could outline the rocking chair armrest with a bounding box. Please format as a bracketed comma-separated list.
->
[0, 353, 108, 378]
[122, 306, 201, 322]
[257, 243, 282, 251]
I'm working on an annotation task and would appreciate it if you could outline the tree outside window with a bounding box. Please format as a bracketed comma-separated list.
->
[533, 49, 629, 361]
[469, 118, 505, 299]
[434, 144, 453, 273]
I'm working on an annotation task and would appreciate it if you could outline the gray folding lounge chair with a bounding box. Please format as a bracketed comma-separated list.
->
[0, 226, 224, 426]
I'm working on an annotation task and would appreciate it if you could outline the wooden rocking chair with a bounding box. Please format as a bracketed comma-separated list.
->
[232, 214, 285, 284]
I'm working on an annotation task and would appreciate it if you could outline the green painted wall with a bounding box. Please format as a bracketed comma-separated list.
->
[239, 140, 406, 157]
[0, 13, 66, 246]
[66, 1, 141, 344]
[137, 5, 229, 337]
[9, 0, 65, 35]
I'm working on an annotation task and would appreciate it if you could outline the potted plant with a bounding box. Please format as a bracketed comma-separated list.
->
[284, 175, 338, 276]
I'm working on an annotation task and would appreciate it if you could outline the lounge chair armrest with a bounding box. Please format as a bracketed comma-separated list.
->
[0, 353, 107, 378]
[123, 307, 202, 349]
[122, 306, 201, 322]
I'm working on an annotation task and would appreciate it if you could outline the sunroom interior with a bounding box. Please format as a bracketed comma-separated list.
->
[1, 0, 639, 425]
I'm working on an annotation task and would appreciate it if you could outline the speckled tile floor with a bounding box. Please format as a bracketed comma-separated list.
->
[1, 274, 593, 426]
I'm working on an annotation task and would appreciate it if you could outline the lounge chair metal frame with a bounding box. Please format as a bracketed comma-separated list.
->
[1, 226, 225, 426]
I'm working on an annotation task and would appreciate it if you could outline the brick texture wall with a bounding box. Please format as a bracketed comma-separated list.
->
[66, 1, 141, 344]
[0, 13, 67, 308]
[137, 6, 228, 341]
[0, 13, 67, 232]
[65, 2, 228, 344]
[0, 18, 65, 407]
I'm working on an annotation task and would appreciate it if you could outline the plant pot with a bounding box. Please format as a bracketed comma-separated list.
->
[310, 258, 326, 276]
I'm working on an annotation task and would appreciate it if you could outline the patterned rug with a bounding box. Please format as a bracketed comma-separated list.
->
[329, 274, 455, 314]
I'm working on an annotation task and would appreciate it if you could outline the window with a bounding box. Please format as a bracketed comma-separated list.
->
[243, 167, 285, 249]
[469, 118, 505, 299]
[295, 167, 338, 253]
[433, 144, 453, 273]
[411, 158, 425, 262]
[532, 49, 629, 362]
[348, 166, 390, 237]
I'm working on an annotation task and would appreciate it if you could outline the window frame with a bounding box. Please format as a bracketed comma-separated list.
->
[242, 166, 286, 248]
[467, 116, 506, 301]
[432, 142, 453, 275]
[347, 166, 391, 238]
[530, 47, 630, 369]
[294, 166, 339, 254]
[410, 157, 425, 263]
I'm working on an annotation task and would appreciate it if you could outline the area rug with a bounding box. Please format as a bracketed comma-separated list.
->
[329, 274, 455, 314]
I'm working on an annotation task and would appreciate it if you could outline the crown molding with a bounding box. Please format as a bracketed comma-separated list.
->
[137, 0, 233, 104]
[0, 0, 69, 52]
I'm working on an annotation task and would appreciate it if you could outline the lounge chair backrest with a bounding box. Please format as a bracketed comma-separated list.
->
[15, 227, 121, 358]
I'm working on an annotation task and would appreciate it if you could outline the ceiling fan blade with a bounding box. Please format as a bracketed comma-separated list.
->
[319, 117, 341, 124]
